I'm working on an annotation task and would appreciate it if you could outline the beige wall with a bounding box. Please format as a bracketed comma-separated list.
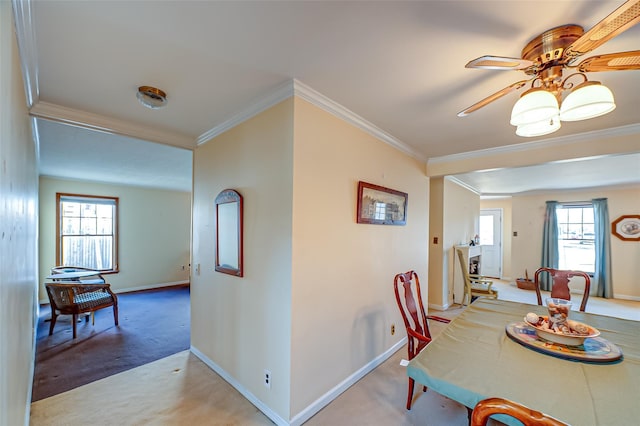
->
[290, 98, 428, 417]
[38, 177, 191, 300]
[191, 99, 294, 421]
[511, 186, 640, 300]
[0, 2, 39, 423]
[191, 97, 429, 423]
[428, 177, 445, 307]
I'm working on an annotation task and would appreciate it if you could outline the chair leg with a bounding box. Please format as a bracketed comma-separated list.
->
[49, 312, 57, 335]
[113, 303, 119, 326]
[406, 377, 415, 410]
[72, 314, 77, 339]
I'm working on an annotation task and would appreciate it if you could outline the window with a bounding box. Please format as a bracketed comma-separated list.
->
[479, 215, 494, 245]
[374, 202, 386, 220]
[556, 204, 594, 273]
[56, 193, 118, 272]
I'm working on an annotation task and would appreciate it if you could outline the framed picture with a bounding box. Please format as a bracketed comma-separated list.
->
[611, 214, 640, 241]
[356, 181, 407, 225]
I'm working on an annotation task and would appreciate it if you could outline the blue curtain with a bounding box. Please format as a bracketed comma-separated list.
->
[540, 201, 559, 291]
[593, 198, 613, 298]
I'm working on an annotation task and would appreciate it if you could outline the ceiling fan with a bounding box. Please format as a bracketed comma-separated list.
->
[458, 0, 640, 136]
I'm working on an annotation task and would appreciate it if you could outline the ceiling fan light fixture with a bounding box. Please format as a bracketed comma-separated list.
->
[510, 88, 559, 126]
[559, 81, 615, 122]
[515, 114, 561, 137]
[136, 86, 167, 109]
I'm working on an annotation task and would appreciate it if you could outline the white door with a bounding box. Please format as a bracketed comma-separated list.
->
[480, 209, 502, 278]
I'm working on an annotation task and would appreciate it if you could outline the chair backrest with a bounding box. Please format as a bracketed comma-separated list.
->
[393, 271, 432, 359]
[455, 248, 472, 289]
[534, 267, 591, 311]
[471, 397, 568, 426]
[45, 283, 75, 309]
[456, 248, 471, 296]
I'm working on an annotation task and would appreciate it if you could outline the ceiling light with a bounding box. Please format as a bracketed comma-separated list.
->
[516, 115, 561, 137]
[136, 86, 167, 109]
[509, 73, 616, 137]
[510, 88, 559, 126]
[559, 81, 616, 121]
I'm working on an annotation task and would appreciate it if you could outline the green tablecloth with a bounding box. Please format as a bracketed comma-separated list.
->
[407, 298, 640, 425]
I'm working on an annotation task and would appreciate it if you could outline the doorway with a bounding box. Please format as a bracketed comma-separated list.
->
[480, 208, 503, 278]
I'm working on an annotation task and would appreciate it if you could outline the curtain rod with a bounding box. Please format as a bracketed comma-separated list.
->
[558, 201, 592, 206]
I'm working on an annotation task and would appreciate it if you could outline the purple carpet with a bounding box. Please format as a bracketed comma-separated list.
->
[32, 285, 190, 402]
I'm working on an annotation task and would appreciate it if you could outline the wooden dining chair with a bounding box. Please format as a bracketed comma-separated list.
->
[455, 248, 498, 305]
[393, 270, 450, 410]
[534, 267, 591, 311]
[471, 397, 568, 426]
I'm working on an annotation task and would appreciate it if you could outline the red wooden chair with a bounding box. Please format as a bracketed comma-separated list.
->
[471, 397, 568, 426]
[534, 267, 591, 311]
[393, 270, 450, 410]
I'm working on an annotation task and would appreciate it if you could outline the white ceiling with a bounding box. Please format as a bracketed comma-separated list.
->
[16, 0, 640, 193]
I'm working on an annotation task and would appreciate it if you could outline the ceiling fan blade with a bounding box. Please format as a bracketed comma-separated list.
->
[565, 0, 640, 58]
[457, 80, 529, 117]
[465, 56, 534, 71]
[574, 50, 640, 72]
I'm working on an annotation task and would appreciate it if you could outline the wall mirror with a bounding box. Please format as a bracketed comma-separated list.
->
[215, 189, 243, 277]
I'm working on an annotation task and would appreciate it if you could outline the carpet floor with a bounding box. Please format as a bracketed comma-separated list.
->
[32, 285, 190, 402]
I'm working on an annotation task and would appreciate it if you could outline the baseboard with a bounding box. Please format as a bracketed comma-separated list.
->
[189, 346, 289, 426]
[289, 337, 406, 426]
[613, 294, 640, 302]
[190, 338, 407, 426]
[428, 302, 450, 311]
[115, 281, 190, 294]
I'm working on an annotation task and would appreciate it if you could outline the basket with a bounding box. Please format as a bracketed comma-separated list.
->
[516, 278, 536, 290]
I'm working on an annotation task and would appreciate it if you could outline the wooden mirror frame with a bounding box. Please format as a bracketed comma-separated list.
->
[611, 214, 640, 241]
[215, 189, 243, 277]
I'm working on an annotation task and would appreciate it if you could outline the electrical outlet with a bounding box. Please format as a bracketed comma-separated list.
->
[391, 324, 395, 335]
[264, 369, 271, 389]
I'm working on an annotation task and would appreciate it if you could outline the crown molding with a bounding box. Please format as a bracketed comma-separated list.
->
[428, 123, 640, 165]
[30, 101, 195, 150]
[197, 78, 426, 162]
[12, 0, 38, 108]
[197, 80, 294, 145]
[445, 176, 480, 195]
[292, 79, 426, 162]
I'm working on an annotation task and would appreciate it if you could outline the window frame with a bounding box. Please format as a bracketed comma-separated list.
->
[55, 193, 119, 274]
[556, 202, 595, 275]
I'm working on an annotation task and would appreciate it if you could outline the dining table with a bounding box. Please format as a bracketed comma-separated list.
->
[407, 298, 640, 426]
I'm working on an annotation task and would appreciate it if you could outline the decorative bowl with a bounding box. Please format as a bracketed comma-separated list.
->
[524, 315, 600, 346]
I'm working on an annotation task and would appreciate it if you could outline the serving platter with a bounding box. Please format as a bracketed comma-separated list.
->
[506, 322, 623, 363]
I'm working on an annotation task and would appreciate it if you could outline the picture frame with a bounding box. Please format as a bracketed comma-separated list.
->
[611, 214, 640, 241]
[356, 181, 407, 225]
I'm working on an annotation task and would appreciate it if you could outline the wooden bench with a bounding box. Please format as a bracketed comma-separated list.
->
[45, 282, 119, 339]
